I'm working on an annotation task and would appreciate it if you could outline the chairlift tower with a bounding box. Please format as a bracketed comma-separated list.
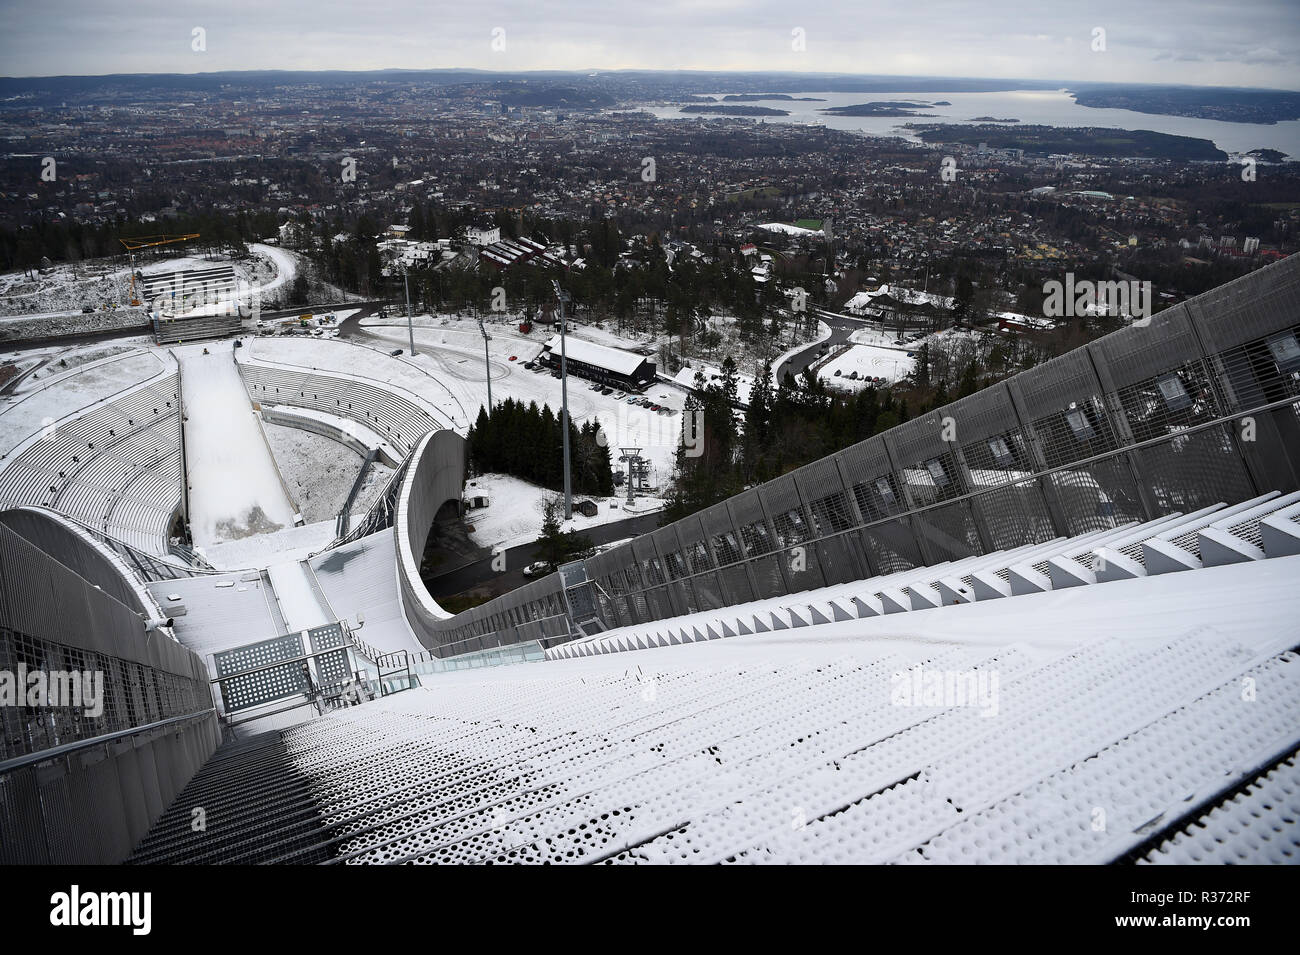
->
[618, 447, 643, 506]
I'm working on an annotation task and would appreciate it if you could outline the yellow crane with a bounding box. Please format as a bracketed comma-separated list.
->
[119, 234, 200, 305]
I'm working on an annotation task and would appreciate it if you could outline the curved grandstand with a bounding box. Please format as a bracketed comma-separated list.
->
[2, 255, 1299, 864]
[0, 366, 184, 555]
[238, 354, 454, 461]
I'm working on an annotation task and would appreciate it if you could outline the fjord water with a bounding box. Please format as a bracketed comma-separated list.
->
[646, 89, 1300, 158]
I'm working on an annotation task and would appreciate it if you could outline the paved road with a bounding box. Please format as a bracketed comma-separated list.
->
[424, 509, 663, 598]
[773, 309, 863, 384]
[772, 308, 921, 385]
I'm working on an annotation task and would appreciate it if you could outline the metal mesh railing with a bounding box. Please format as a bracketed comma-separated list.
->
[419, 256, 1300, 655]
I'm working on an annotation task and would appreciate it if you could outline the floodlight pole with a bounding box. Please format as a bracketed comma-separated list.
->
[404, 268, 417, 356]
[554, 280, 573, 521]
[477, 318, 492, 415]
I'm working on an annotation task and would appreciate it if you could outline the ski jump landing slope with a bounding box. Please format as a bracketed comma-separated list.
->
[177, 344, 297, 548]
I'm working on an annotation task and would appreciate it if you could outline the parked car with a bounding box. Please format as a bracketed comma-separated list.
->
[390, 349, 403, 356]
[508, 355, 517, 361]
[522, 561, 551, 578]
[615, 392, 627, 399]
[601, 387, 613, 395]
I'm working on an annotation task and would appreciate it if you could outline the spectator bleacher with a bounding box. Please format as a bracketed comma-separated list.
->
[238, 360, 448, 456]
[0, 372, 183, 555]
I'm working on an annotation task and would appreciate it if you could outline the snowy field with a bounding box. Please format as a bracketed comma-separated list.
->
[819, 342, 916, 389]
[845, 283, 956, 312]
[756, 222, 824, 236]
[848, 324, 909, 348]
[177, 343, 298, 547]
[463, 472, 665, 551]
[314, 323, 688, 479]
[674, 362, 757, 405]
[263, 421, 393, 525]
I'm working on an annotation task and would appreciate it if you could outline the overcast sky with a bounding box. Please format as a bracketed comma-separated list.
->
[1, 0, 1297, 88]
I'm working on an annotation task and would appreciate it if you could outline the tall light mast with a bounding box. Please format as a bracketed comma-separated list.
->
[476, 317, 492, 415]
[403, 267, 417, 356]
[552, 279, 573, 521]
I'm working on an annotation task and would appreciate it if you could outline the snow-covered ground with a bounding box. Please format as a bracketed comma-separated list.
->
[845, 283, 956, 312]
[463, 472, 665, 552]
[848, 324, 908, 348]
[266, 560, 330, 631]
[819, 342, 916, 389]
[199, 518, 337, 571]
[674, 362, 757, 405]
[245, 243, 298, 298]
[266, 405, 399, 464]
[263, 421, 393, 525]
[339, 322, 687, 479]
[177, 343, 298, 547]
[756, 222, 824, 236]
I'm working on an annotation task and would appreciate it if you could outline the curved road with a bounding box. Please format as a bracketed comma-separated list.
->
[772, 307, 924, 386]
[772, 309, 865, 384]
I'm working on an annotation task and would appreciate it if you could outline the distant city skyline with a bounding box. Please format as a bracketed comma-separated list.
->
[1, 0, 1298, 90]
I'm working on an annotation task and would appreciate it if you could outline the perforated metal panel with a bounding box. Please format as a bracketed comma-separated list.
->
[911, 499, 982, 562]
[971, 480, 1056, 550]
[214, 633, 310, 713]
[309, 624, 351, 685]
[1045, 458, 1143, 535]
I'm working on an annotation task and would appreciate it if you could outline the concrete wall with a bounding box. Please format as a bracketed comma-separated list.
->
[0, 508, 220, 863]
[394, 430, 467, 653]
